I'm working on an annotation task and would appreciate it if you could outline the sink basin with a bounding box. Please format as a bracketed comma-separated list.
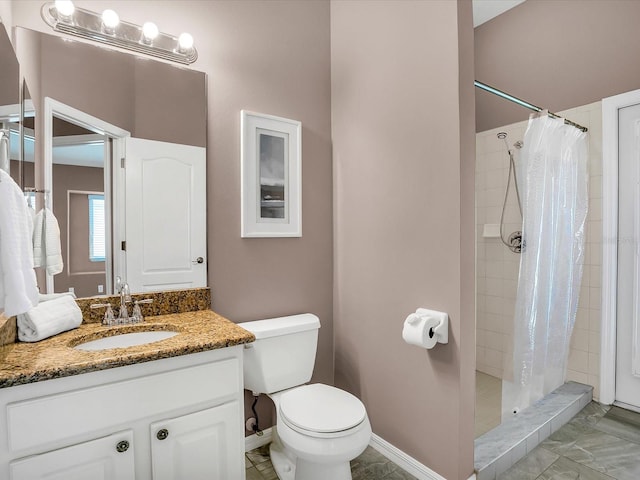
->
[74, 331, 178, 351]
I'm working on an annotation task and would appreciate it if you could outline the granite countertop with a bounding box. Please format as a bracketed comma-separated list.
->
[0, 310, 255, 389]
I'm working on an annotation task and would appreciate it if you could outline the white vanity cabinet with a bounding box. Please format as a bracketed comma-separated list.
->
[0, 346, 246, 480]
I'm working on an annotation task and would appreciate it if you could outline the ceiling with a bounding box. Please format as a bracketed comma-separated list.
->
[473, 0, 526, 28]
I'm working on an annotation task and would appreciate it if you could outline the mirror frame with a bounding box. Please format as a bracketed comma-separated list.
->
[43, 97, 130, 294]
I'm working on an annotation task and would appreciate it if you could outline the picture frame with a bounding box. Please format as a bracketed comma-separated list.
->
[241, 110, 302, 238]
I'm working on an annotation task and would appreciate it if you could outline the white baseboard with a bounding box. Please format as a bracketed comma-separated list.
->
[245, 428, 476, 480]
[245, 426, 273, 452]
[369, 433, 448, 480]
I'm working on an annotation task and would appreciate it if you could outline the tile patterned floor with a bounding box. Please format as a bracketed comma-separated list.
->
[476, 370, 502, 438]
[499, 402, 640, 480]
[245, 444, 416, 480]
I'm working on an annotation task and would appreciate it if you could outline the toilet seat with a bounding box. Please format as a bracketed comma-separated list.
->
[279, 384, 367, 438]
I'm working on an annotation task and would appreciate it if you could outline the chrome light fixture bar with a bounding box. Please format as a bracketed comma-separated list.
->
[41, 1, 198, 65]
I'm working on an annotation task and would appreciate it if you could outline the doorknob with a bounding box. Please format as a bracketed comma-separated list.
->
[192, 257, 204, 264]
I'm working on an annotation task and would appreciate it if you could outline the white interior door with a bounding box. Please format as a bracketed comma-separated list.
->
[616, 101, 640, 410]
[124, 138, 206, 292]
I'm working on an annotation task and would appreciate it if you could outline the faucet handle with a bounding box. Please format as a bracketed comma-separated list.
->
[131, 298, 153, 323]
[90, 303, 115, 326]
[90, 303, 110, 309]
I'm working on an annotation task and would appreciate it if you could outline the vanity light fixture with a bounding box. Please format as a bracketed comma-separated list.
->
[178, 33, 194, 53]
[101, 9, 120, 35]
[41, 1, 198, 65]
[141, 22, 159, 44]
[54, 0, 74, 18]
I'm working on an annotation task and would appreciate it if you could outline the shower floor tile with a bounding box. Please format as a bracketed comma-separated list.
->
[499, 402, 640, 480]
[476, 382, 593, 479]
[476, 371, 502, 437]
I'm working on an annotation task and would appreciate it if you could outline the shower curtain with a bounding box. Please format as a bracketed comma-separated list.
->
[502, 112, 588, 420]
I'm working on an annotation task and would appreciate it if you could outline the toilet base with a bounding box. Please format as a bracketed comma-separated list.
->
[269, 432, 296, 480]
[269, 428, 354, 480]
[295, 459, 352, 480]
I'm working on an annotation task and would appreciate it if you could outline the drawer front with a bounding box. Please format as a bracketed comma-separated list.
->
[7, 358, 239, 453]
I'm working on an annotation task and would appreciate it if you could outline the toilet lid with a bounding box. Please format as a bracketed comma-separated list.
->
[279, 384, 367, 434]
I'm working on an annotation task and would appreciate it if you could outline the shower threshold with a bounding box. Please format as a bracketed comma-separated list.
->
[474, 382, 593, 480]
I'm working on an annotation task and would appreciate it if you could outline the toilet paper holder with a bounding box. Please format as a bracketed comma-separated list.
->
[402, 308, 449, 349]
[416, 308, 448, 344]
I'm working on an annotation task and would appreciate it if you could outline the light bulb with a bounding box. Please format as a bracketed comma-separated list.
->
[102, 9, 120, 32]
[178, 33, 194, 52]
[142, 22, 159, 43]
[54, 0, 75, 18]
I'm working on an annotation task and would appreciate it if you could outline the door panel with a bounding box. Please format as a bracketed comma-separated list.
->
[124, 138, 206, 292]
[10, 431, 134, 480]
[151, 402, 243, 480]
[616, 101, 640, 409]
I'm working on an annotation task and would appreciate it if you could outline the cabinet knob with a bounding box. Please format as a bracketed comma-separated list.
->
[192, 257, 204, 264]
[157, 428, 169, 440]
[116, 440, 130, 453]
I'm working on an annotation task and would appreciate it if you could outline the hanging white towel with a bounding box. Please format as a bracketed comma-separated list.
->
[17, 294, 82, 342]
[33, 207, 64, 276]
[0, 170, 39, 317]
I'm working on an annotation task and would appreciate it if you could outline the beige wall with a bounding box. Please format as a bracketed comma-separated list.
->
[475, 0, 640, 132]
[0, 1, 11, 33]
[331, 1, 475, 478]
[0, 20, 17, 107]
[51, 163, 106, 298]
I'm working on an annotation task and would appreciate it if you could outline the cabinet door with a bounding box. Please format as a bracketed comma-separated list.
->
[151, 402, 243, 480]
[10, 431, 134, 480]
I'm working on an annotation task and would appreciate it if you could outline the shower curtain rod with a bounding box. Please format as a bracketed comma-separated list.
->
[474, 80, 588, 133]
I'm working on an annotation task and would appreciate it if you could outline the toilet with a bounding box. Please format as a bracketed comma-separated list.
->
[240, 314, 371, 480]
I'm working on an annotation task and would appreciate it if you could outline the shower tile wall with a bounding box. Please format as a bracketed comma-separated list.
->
[475, 101, 603, 400]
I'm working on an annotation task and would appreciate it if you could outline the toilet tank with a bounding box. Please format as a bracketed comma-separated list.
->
[239, 314, 320, 395]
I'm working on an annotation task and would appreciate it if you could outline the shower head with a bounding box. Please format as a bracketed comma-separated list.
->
[514, 140, 524, 149]
[497, 131, 511, 153]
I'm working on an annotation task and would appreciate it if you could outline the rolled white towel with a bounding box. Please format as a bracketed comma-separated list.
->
[17, 295, 83, 342]
[38, 291, 76, 303]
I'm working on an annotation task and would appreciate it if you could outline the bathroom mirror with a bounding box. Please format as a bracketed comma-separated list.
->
[15, 27, 208, 297]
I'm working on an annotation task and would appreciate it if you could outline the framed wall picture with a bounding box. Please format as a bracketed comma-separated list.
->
[241, 110, 302, 237]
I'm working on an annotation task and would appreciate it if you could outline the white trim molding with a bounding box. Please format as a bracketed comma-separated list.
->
[601, 88, 640, 405]
[369, 433, 449, 480]
[43, 97, 130, 295]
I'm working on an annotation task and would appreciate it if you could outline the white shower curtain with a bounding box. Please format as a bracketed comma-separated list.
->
[502, 112, 588, 420]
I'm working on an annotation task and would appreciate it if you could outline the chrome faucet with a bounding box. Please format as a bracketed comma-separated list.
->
[115, 276, 131, 321]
